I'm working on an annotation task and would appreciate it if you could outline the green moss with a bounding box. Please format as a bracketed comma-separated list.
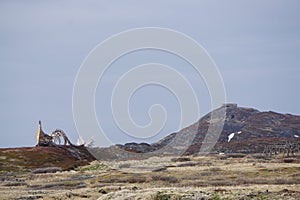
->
[77, 162, 109, 172]
[152, 192, 175, 200]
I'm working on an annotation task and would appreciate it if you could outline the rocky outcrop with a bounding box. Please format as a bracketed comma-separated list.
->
[117, 142, 156, 153]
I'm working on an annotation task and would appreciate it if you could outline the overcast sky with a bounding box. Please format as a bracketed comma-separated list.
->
[1, 1, 299, 147]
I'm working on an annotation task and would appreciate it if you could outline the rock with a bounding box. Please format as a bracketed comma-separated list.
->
[118, 142, 155, 153]
[176, 162, 197, 167]
[99, 189, 107, 194]
[283, 158, 295, 163]
[31, 167, 62, 174]
[225, 153, 246, 158]
[152, 167, 167, 172]
[170, 157, 191, 162]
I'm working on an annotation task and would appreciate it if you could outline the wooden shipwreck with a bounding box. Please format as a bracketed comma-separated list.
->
[36, 120, 74, 147]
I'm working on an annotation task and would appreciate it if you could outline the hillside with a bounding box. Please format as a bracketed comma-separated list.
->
[0, 145, 95, 175]
[96, 104, 300, 158]
[158, 103, 300, 155]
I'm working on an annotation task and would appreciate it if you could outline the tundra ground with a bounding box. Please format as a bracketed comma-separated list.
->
[1, 154, 300, 200]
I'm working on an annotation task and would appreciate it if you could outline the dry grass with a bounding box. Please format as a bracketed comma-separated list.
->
[0, 154, 300, 199]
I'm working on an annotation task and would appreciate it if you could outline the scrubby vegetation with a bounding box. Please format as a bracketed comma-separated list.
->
[76, 161, 109, 172]
[0, 154, 300, 199]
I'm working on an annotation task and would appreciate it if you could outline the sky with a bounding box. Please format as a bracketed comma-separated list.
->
[0, 0, 299, 147]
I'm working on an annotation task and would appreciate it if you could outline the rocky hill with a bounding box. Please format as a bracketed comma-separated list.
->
[96, 104, 300, 158]
[157, 103, 300, 154]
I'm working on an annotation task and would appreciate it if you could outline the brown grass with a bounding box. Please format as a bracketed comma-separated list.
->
[1, 154, 300, 199]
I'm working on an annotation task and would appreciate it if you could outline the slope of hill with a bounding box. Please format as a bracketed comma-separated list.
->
[100, 104, 300, 158]
[0, 145, 95, 174]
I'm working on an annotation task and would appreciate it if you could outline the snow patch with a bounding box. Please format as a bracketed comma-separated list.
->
[294, 135, 299, 138]
[228, 133, 235, 142]
[237, 131, 242, 134]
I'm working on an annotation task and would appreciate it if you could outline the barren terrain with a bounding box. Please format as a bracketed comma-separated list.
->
[1, 105, 300, 199]
[1, 153, 300, 200]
